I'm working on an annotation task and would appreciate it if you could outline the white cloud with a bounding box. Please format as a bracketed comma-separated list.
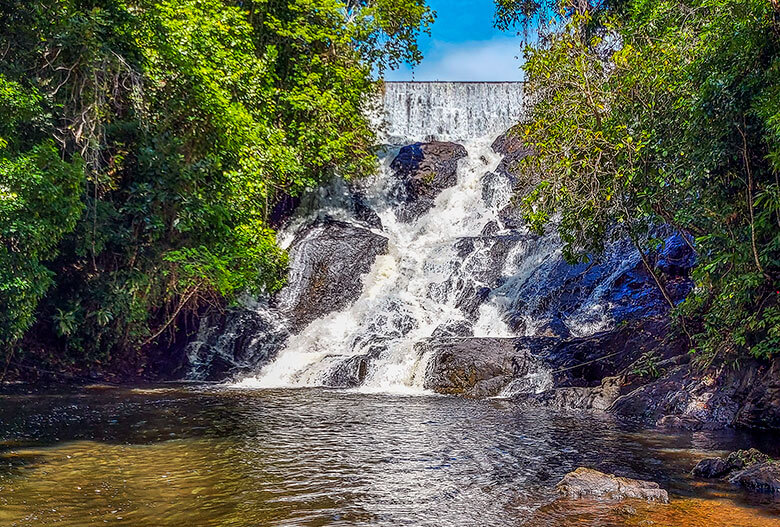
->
[385, 37, 524, 82]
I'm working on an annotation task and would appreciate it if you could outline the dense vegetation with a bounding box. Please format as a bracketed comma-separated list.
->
[0, 0, 432, 375]
[496, 0, 779, 361]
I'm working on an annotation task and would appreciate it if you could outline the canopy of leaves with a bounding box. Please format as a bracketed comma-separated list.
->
[0, 0, 432, 366]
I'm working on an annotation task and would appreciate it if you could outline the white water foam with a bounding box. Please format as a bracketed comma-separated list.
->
[235, 136, 512, 394]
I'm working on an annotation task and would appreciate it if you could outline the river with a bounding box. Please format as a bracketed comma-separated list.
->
[0, 385, 778, 526]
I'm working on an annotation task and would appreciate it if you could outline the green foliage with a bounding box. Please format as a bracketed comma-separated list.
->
[631, 351, 664, 379]
[500, 0, 780, 360]
[0, 0, 432, 364]
[0, 77, 84, 348]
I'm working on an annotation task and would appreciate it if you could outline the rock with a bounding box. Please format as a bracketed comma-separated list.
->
[390, 141, 467, 222]
[691, 457, 732, 478]
[431, 321, 474, 338]
[548, 317, 683, 386]
[525, 376, 623, 411]
[351, 191, 383, 230]
[734, 358, 780, 430]
[491, 127, 533, 181]
[611, 356, 780, 431]
[692, 449, 772, 479]
[656, 414, 704, 431]
[421, 337, 555, 398]
[690, 448, 780, 494]
[655, 232, 696, 277]
[498, 203, 525, 230]
[185, 305, 289, 381]
[275, 219, 388, 330]
[481, 171, 513, 209]
[480, 220, 500, 236]
[729, 462, 780, 494]
[324, 354, 371, 387]
[556, 468, 669, 503]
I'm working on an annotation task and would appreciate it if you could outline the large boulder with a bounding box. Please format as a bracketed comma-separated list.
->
[421, 337, 555, 397]
[275, 219, 389, 330]
[729, 462, 780, 494]
[390, 141, 467, 221]
[556, 468, 669, 503]
[610, 358, 780, 431]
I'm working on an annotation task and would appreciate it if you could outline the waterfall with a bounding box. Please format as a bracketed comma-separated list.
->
[235, 135, 513, 393]
[223, 81, 639, 394]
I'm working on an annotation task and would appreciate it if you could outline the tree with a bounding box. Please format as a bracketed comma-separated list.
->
[0, 0, 433, 370]
[498, 0, 780, 360]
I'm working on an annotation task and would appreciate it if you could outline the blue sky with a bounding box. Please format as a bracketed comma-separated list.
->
[385, 0, 524, 81]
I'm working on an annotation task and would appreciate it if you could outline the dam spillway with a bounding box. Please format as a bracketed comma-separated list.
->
[378, 81, 525, 143]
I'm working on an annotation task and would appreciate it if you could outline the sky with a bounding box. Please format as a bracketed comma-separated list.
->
[384, 0, 524, 82]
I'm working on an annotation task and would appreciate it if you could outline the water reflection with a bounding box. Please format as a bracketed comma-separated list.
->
[0, 386, 777, 526]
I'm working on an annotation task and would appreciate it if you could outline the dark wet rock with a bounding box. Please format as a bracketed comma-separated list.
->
[481, 220, 500, 236]
[491, 127, 533, 181]
[421, 337, 556, 398]
[729, 462, 780, 494]
[275, 219, 388, 330]
[556, 468, 669, 503]
[535, 318, 571, 339]
[431, 321, 474, 338]
[691, 449, 780, 494]
[523, 376, 623, 411]
[611, 358, 780, 431]
[186, 306, 289, 381]
[734, 358, 780, 430]
[325, 354, 371, 387]
[497, 202, 525, 230]
[390, 141, 467, 222]
[655, 232, 696, 277]
[693, 448, 771, 479]
[481, 171, 513, 209]
[547, 317, 684, 386]
[352, 191, 383, 230]
[692, 457, 732, 478]
[269, 194, 302, 228]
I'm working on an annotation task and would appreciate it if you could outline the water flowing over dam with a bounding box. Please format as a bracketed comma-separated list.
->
[378, 81, 525, 143]
[187, 81, 680, 396]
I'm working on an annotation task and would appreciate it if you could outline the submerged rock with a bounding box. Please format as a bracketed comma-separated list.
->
[556, 467, 669, 503]
[275, 219, 389, 330]
[390, 141, 467, 222]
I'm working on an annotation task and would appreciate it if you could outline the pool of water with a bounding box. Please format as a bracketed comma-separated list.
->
[0, 385, 778, 526]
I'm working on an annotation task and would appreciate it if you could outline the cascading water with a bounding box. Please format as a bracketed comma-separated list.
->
[210, 82, 645, 394]
[237, 136, 513, 393]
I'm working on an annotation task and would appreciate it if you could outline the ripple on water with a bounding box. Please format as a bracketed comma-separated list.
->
[0, 386, 778, 527]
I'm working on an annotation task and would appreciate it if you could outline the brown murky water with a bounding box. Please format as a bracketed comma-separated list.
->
[0, 385, 778, 526]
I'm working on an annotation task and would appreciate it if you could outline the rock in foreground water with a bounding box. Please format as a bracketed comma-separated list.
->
[556, 468, 669, 503]
[692, 449, 780, 494]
